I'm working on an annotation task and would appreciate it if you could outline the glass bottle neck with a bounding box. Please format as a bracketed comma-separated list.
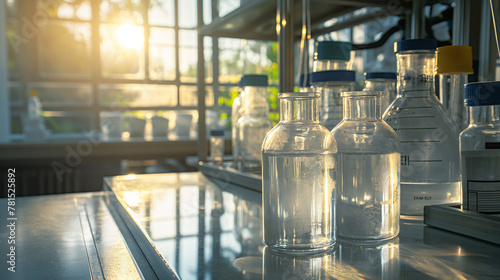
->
[469, 105, 500, 125]
[280, 97, 319, 122]
[343, 95, 379, 120]
[397, 51, 436, 97]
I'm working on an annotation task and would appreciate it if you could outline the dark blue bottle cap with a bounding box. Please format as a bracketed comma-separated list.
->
[311, 70, 356, 83]
[240, 74, 268, 87]
[315, 41, 352, 61]
[464, 81, 500, 106]
[298, 74, 312, 87]
[210, 129, 224, 136]
[365, 72, 397, 80]
[394, 39, 437, 53]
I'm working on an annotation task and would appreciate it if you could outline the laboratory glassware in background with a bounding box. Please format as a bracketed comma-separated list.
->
[311, 70, 356, 131]
[232, 74, 269, 168]
[313, 41, 352, 71]
[383, 39, 461, 216]
[25, 90, 49, 142]
[209, 129, 225, 165]
[460, 81, 500, 214]
[298, 73, 313, 92]
[262, 92, 336, 252]
[437, 45, 473, 132]
[363, 72, 397, 115]
[237, 75, 271, 171]
[332, 91, 400, 240]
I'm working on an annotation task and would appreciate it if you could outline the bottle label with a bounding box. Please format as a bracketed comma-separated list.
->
[485, 142, 500, 149]
[465, 181, 500, 214]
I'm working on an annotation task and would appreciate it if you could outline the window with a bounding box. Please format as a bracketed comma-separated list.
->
[4, 0, 280, 141]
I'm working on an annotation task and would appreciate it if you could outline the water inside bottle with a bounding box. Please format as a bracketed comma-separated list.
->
[262, 152, 336, 252]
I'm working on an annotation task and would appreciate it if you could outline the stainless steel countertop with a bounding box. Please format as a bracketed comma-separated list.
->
[0, 192, 142, 280]
[104, 172, 500, 280]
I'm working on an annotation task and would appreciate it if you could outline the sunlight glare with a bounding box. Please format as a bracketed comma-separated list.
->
[116, 24, 144, 49]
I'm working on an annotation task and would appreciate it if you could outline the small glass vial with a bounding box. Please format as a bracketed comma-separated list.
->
[332, 91, 400, 241]
[363, 72, 397, 115]
[460, 81, 500, 214]
[262, 92, 337, 253]
[384, 39, 461, 216]
[313, 41, 352, 72]
[437, 45, 473, 132]
[237, 76, 272, 171]
[232, 75, 268, 168]
[311, 70, 356, 131]
[209, 129, 225, 164]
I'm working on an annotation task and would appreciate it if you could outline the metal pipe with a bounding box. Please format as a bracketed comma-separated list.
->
[411, 0, 425, 39]
[277, 0, 294, 92]
[452, 0, 471, 45]
[197, 0, 208, 161]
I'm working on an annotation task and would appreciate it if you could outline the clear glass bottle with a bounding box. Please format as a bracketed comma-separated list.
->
[437, 45, 473, 132]
[209, 129, 225, 165]
[262, 92, 336, 253]
[363, 72, 397, 115]
[311, 70, 356, 131]
[383, 39, 461, 216]
[313, 41, 352, 72]
[332, 91, 400, 240]
[232, 74, 268, 168]
[237, 76, 272, 171]
[460, 81, 500, 214]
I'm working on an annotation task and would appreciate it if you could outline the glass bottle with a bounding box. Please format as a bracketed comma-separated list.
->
[209, 129, 225, 165]
[332, 91, 400, 240]
[262, 92, 336, 253]
[460, 81, 500, 214]
[237, 76, 272, 171]
[232, 74, 268, 168]
[313, 41, 352, 72]
[437, 45, 473, 132]
[363, 72, 397, 115]
[311, 70, 356, 131]
[383, 39, 461, 216]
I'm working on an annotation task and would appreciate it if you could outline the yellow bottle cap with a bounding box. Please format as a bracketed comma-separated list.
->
[30, 90, 38, 97]
[436, 45, 473, 74]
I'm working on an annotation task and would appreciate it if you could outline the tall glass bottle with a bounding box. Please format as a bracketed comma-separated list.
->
[383, 39, 461, 216]
[313, 41, 352, 71]
[238, 76, 272, 171]
[332, 91, 400, 240]
[262, 92, 336, 252]
[437, 45, 473, 132]
[363, 72, 397, 115]
[460, 81, 500, 214]
[311, 70, 356, 131]
[232, 74, 268, 168]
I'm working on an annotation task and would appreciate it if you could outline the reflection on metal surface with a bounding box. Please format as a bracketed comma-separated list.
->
[263, 247, 335, 280]
[338, 238, 400, 280]
[104, 172, 500, 280]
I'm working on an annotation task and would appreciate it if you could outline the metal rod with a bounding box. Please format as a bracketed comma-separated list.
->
[452, 0, 471, 45]
[277, 0, 294, 92]
[197, 0, 208, 162]
[411, 0, 425, 39]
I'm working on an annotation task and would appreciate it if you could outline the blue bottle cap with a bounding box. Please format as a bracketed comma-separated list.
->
[315, 41, 352, 61]
[394, 39, 437, 53]
[311, 70, 356, 83]
[365, 72, 397, 80]
[240, 75, 268, 87]
[210, 129, 224, 136]
[298, 74, 312, 87]
[464, 81, 500, 106]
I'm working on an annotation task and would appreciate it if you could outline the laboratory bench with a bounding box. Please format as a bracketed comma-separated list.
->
[1, 171, 500, 280]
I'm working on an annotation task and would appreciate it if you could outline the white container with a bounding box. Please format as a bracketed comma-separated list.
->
[151, 116, 169, 138]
